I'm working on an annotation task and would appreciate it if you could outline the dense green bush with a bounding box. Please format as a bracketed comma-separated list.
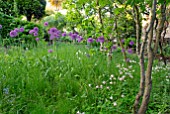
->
[0, 12, 44, 48]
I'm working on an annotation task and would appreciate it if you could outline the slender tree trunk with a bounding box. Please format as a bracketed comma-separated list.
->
[133, 5, 141, 55]
[137, 0, 157, 113]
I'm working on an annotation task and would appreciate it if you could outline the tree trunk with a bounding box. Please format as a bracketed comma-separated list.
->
[133, 5, 141, 55]
[26, 14, 32, 21]
[137, 0, 157, 113]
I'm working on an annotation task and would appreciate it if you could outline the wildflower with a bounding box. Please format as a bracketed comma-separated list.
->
[100, 85, 103, 88]
[97, 36, 105, 43]
[88, 84, 91, 87]
[0, 24, 2, 29]
[111, 45, 117, 50]
[110, 74, 114, 78]
[10, 30, 17, 37]
[87, 38, 94, 43]
[62, 32, 67, 37]
[121, 48, 125, 52]
[127, 48, 133, 54]
[48, 49, 53, 53]
[102, 81, 106, 84]
[121, 94, 125, 98]
[33, 32, 38, 36]
[14, 28, 19, 33]
[44, 22, 48, 26]
[70, 33, 77, 40]
[19, 27, 24, 32]
[35, 38, 39, 41]
[96, 85, 99, 89]
[129, 40, 134, 46]
[113, 102, 117, 106]
[77, 36, 83, 43]
[121, 39, 124, 43]
[109, 82, 113, 84]
[106, 86, 110, 89]
[110, 96, 113, 100]
[49, 27, 57, 34]
[50, 35, 55, 40]
[29, 30, 35, 34]
[33, 27, 39, 32]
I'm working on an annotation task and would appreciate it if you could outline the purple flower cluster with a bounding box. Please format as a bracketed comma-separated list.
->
[87, 38, 94, 43]
[127, 48, 133, 54]
[48, 27, 61, 40]
[44, 22, 48, 26]
[96, 36, 105, 43]
[29, 27, 39, 37]
[9, 27, 24, 37]
[68, 32, 84, 43]
[129, 40, 134, 46]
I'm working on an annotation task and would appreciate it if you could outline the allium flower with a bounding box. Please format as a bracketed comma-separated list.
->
[48, 49, 53, 53]
[97, 36, 105, 43]
[14, 28, 19, 33]
[69, 32, 73, 37]
[35, 37, 39, 41]
[49, 27, 57, 34]
[87, 38, 94, 43]
[77, 36, 83, 42]
[10, 30, 17, 37]
[44, 22, 48, 26]
[111, 45, 117, 50]
[0, 24, 2, 29]
[29, 30, 35, 34]
[70, 33, 77, 40]
[62, 32, 67, 37]
[127, 48, 133, 54]
[121, 39, 124, 43]
[129, 40, 134, 46]
[33, 32, 38, 36]
[19, 27, 24, 32]
[50, 35, 55, 40]
[33, 27, 39, 32]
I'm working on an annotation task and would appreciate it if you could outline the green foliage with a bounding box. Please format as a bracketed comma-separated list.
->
[0, 0, 16, 16]
[0, 12, 44, 47]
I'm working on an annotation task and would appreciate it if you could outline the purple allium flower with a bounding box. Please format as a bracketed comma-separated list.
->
[49, 27, 57, 34]
[44, 22, 48, 26]
[33, 32, 38, 36]
[35, 37, 39, 41]
[0, 24, 2, 29]
[29, 30, 35, 34]
[97, 36, 105, 43]
[111, 45, 117, 50]
[50, 35, 55, 40]
[62, 32, 67, 37]
[70, 34, 77, 40]
[14, 28, 19, 33]
[129, 41, 134, 46]
[127, 48, 133, 54]
[19, 27, 24, 32]
[69, 32, 73, 36]
[87, 38, 94, 43]
[10, 30, 17, 37]
[77, 36, 83, 42]
[48, 49, 53, 53]
[33, 27, 39, 32]
[121, 39, 124, 43]
[54, 33, 60, 39]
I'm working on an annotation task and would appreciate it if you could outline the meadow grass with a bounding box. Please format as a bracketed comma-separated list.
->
[0, 42, 169, 114]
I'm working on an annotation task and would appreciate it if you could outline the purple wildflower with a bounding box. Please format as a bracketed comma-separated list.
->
[44, 22, 48, 26]
[10, 30, 17, 37]
[29, 30, 35, 34]
[69, 32, 73, 36]
[49, 27, 57, 34]
[62, 32, 67, 37]
[127, 48, 133, 54]
[97, 36, 105, 43]
[87, 38, 94, 43]
[33, 27, 39, 32]
[50, 35, 55, 40]
[33, 32, 38, 36]
[14, 28, 19, 33]
[19, 27, 24, 32]
[35, 37, 39, 41]
[129, 41, 134, 46]
[111, 45, 117, 50]
[70, 34, 77, 40]
[48, 49, 53, 53]
[121, 39, 124, 43]
[77, 36, 83, 42]
[0, 24, 2, 29]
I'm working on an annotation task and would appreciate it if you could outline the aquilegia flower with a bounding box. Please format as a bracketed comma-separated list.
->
[44, 22, 48, 26]
[87, 38, 94, 43]
[10, 30, 17, 37]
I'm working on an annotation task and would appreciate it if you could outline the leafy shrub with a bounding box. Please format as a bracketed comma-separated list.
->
[0, 12, 44, 47]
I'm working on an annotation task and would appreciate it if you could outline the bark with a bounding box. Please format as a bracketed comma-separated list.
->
[133, 5, 142, 55]
[26, 14, 32, 21]
[137, 0, 157, 113]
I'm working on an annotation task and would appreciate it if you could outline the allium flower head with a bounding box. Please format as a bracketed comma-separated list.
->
[62, 32, 67, 37]
[121, 39, 124, 43]
[10, 30, 17, 37]
[35, 37, 39, 41]
[44, 22, 48, 26]
[48, 49, 53, 53]
[49, 27, 57, 34]
[33, 27, 39, 32]
[29, 30, 35, 34]
[127, 48, 133, 54]
[0, 24, 2, 29]
[111, 45, 117, 50]
[129, 40, 134, 46]
[19, 27, 24, 32]
[70, 33, 77, 40]
[77, 36, 83, 43]
[50, 35, 55, 40]
[33, 32, 38, 36]
[87, 38, 94, 43]
[14, 28, 19, 33]
[97, 36, 105, 43]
